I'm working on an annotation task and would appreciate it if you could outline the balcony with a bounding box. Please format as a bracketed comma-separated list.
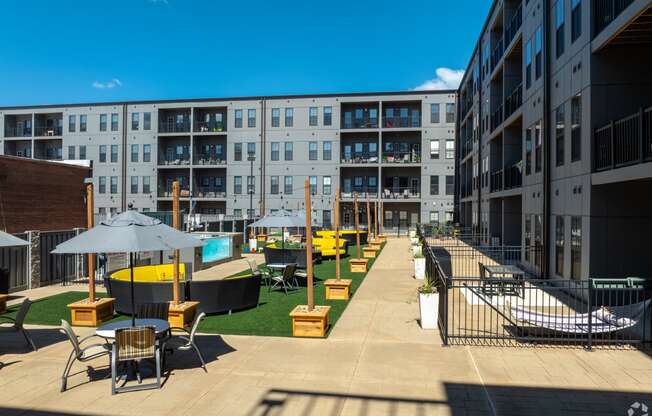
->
[381, 187, 420, 200]
[490, 38, 504, 72]
[194, 108, 227, 133]
[382, 151, 421, 164]
[4, 126, 32, 138]
[341, 188, 378, 199]
[3, 140, 32, 158]
[193, 187, 226, 199]
[504, 162, 523, 189]
[504, 83, 523, 119]
[158, 185, 191, 198]
[194, 152, 226, 166]
[490, 105, 504, 132]
[34, 140, 62, 161]
[34, 126, 63, 137]
[594, 106, 652, 172]
[341, 103, 379, 129]
[34, 113, 63, 137]
[382, 105, 421, 128]
[490, 169, 503, 192]
[504, 4, 523, 47]
[594, 0, 635, 36]
[159, 110, 191, 133]
[341, 151, 379, 164]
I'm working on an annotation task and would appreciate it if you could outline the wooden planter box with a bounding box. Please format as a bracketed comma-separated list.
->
[256, 234, 268, 243]
[0, 294, 7, 314]
[67, 298, 115, 327]
[377, 234, 387, 243]
[290, 305, 331, 337]
[349, 258, 369, 273]
[324, 279, 352, 300]
[363, 247, 378, 258]
[369, 241, 382, 250]
[168, 301, 199, 328]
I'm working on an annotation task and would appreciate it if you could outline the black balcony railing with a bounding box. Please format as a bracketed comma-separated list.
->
[504, 83, 523, 119]
[159, 120, 190, 133]
[34, 126, 63, 136]
[194, 121, 226, 133]
[383, 116, 421, 128]
[594, 106, 652, 172]
[193, 187, 226, 198]
[594, 0, 635, 36]
[158, 186, 190, 198]
[381, 187, 420, 199]
[504, 162, 523, 189]
[490, 38, 504, 72]
[159, 157, 190, 166]
[342, 117, 378, 129]
[341, 188, 378, 199]
[341, 152, 379, 164]
[194, 154, 226, 165]
[504, 4, 523, 47]
[382, 152, 421, 164]
[490, 169, 503, 192]
[490, 105, 504, 132]
[4, 126, 32, 137]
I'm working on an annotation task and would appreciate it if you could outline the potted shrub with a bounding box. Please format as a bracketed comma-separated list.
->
[413, 251, 425, 280]
[418, 278, 438, 329]
[409, 229, 416, 239]
[411, 244, 422, 257]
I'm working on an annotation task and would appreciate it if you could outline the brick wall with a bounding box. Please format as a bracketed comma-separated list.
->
[0, 156, 90, 233]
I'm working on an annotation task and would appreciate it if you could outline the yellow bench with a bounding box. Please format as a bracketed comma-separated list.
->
[312, 237, 346, 257]
[111, 263, 187, 282]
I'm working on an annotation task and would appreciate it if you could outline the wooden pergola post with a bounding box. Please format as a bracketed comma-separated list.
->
[172, 180, 181, 305]
[86, 183, 96, 302]
[354, 193, 361, 259]
[374, 200, 379, 239]
[366, 195, 371, 240]
[335, 188, 341, 280]
[324, 186, 353, 299]
[304, 179, 314, 311]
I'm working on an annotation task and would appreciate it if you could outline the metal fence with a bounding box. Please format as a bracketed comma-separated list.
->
[0, 233, 29, 292]
[40, 230, 80, 286]
[419, 227, 652, 349]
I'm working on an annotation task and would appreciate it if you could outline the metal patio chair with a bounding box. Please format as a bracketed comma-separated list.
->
[163, 312, 207, 372]
[111, 326, 161, 395]
[270, 263, 297, 295]
[59, 320, 111, 392]
[0, 298, 36, 351]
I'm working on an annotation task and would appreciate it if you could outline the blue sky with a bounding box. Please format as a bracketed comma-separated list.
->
[0, 0, 490, 106]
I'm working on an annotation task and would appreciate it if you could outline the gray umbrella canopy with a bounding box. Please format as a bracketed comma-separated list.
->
[247, 209, 306, 229]
[51, 210, 204, 254]
[0, 230, 29, 248]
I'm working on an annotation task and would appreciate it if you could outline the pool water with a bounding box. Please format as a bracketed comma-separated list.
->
[201, 236, 232, 263]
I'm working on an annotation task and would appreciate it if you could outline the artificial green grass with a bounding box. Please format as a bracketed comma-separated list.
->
[1, 243, 384, 337]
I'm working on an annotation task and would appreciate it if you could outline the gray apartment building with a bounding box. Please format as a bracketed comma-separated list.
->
[455, 0, 652, 279]
[0, 91, 456, 230]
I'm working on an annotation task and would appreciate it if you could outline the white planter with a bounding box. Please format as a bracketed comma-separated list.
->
[409, 229, 416, 238]
[410, 237, 419, 245]
[419, 292, 439, 329]
[411, 245, 422, 257]
[248, 238, 258, 252]
[414, 257, 425, 279]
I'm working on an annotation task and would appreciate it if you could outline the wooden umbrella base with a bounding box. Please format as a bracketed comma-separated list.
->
[290, 305, 331, 337]
[324, 279, 352, 300]
[377, 234, 387, 243]
[369, 241, 382, 250]
[349, 258, 369, 273]
[168, 301, 200, 328]
[363, 246, 378, 258]
[67, 297, 115, 327]
[0, 294, 8, 314]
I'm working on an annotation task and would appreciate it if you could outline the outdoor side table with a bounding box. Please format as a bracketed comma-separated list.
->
[482, 264, 525, 297]
[96, 319, 170, 339]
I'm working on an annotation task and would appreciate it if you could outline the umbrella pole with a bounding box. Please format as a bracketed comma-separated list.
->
[86, 183, 96, 302]
[172, 181, 180, 305]
[354, 193, 360, 259]
[335, 188, 340, 281]
[130, 252, 135, 327]
[304, 180, 314, 311]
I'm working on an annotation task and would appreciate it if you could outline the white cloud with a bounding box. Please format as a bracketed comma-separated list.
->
[413, 67, 464, 91]
[92, 78, 122, 89]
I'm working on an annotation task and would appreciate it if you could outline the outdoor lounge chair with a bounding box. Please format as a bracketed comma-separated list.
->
[247, 258, 272, 286]
[164, 312, 207, 372]
[270, 263, 297, 295]
[0, 298, 36, 351]
[60, 320, 111, 392]
[111, 326, 162, 394]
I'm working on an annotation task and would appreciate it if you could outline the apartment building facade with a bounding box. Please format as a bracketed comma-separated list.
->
[456, 0, 652, 279]
[0, 91, 457, 229]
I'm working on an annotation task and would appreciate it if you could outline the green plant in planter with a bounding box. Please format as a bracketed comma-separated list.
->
[413, 251, 424, 259]
[418, 277, 438, 294]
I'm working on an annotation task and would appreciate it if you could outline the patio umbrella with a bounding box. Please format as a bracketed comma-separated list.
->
[0, 231, 29, 248]
[248, 210, 306, 250]
[52, 210, 204, 325]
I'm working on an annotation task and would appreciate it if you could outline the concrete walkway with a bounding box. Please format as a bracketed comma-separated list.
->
[1, 238, 652, 415]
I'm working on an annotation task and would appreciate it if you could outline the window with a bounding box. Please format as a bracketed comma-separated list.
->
[324, 107, 332, 126]
[110, 176, 118, 194]
[130, 176, 138, 194]
[445, 140, 455, 159]
[430, 175, 439, 195]
[535, 26, 542, 80]
[309, 176, 317, 195]
[100, 114, 107, 131]
[571, 94, 581, 162]
[571, 0, 581, 42]
[556, 104, 565, 166]
[284, 142, 293, 160]
[99, 177, 106, 193]
[234, 143, 242, 161]
[535, 121, 542, 172]
[368, 176, 377, 192]
[323, 176, 331, 195]
[570, 216, 582, 280]
[233, 209, 242, 218]
[284, 176, 293, 194]
[110, 145, 118, 163]
[270, 176, 279, 194]
[445, 175, 454, 195]
[131, 144, 139, 163]
[430, 140, 440, 159]
[309, 107, 318, 126]
[555, 216, 565, 277]
[445, 103, 455, 123]
[323, 141, 332, 160]
[556, 0, 565, 58]
[68, 115, 76, 132]
[79, 114, 87, 132]
[525, 40, 532, 89]
[67, 146, 75, 160]
[285, 108, 293, 127]
[132, 113, 139, 130]
[143, 144, 151, 162]
[234, 110, 243, 128]
[525, 127, 532, 175]
[111, 113, 118, 131]
[445, 211, 454, 224]
[79, 145, 86, 159]
[309, 141, 318, 160]
[271, 142, 279, 161]
[323, 210, 331, 228]
[143, 176, 151, 194]
[247, 142, 256, 157]
[234, 176, 242, 194]
[429, 211, 439, 224]
[248, 109, 256, 128]
[271, 108, 280, 127]
[99, 145, 107, 163]
[143, 112, 151, 130]
[247, 176, 255, 194]
[430, 103, 440, 123]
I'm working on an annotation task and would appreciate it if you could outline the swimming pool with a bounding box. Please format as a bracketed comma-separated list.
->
[201, 235, 232, 263]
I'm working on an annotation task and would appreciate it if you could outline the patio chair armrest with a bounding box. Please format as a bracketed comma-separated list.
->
[0, 316, 16, 323]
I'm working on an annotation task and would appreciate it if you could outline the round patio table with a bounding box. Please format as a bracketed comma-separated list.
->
[96, 319, 170, 339]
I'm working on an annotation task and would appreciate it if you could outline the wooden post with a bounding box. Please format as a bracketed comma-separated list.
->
[380, 200, 384, 235]
[304, 179, 314, 311]
[374, 200, 378, 239]
[86, 183, 95, 302]
[335, 188, 341, 280]
[172, 180, 181, 305]
[366, 195, 371, 241]
[354, 193, 361, 259]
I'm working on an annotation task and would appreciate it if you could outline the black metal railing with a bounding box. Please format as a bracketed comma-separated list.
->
[504, 4, 523, 47]
[490, 169, 503, 192]
[491, 38, 504, 72]
[342, 117, 378, 129]
[504, 83, 523, 119]
[4, 126, 32, 137]
[504, 162, 523, 189]
[0, 233, 29, 291]
[341, 152, 379, 164]
[594, 0, 635, 36]
[490, 104, 504, 132]
[158, 157, 190, 166]
[34, 126, 63, 136]
[381, 187, 420, 199]
[193, 187, 226, 198]
[194, 154, 227, 165]
[159, 120, 191, 133]
[341, 188, 378, 199]
[382, 152, 421, 164]
[594, 106, 652, 172]
[194, 121, 226, 133]
[40, 230, 79, 286]
[383, 116, 421, 128]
